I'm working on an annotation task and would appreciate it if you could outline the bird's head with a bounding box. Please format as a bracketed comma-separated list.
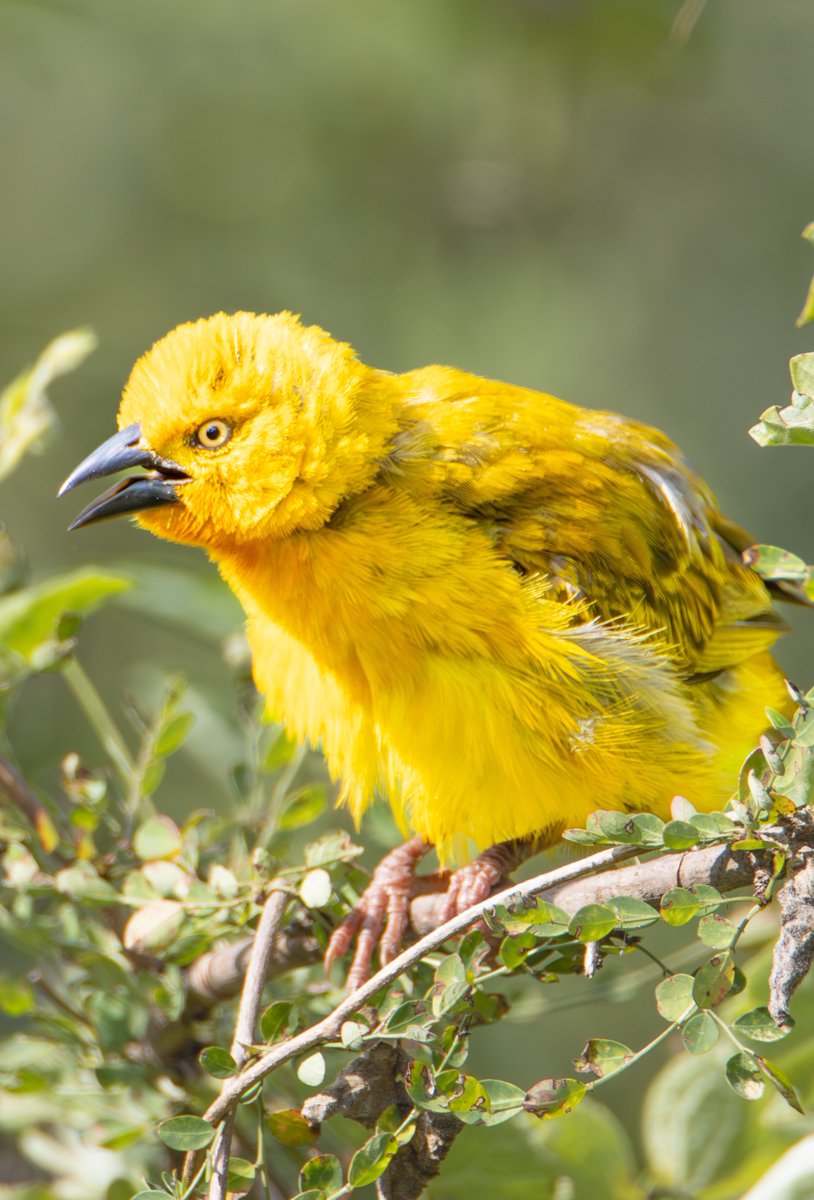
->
[60, 311, 395, 549]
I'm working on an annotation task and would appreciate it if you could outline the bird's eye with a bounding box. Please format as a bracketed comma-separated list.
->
[195, 419, 232, 449]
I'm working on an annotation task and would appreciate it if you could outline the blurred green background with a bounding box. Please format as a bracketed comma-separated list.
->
[1, 0, 813, 1193]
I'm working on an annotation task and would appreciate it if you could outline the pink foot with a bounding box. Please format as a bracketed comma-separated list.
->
[325, 836, 431, 989]
[440, 839, 534, 922]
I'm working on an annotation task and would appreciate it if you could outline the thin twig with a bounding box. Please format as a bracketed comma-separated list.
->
[204, 884, 289, 1200]
[200, 842, 641, 1128]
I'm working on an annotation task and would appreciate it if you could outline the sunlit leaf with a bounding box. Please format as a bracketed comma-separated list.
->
[574, 1039, 633, 1079]
[693, 954, 735, 1009]
[655, 974, 695, 1022]
[724, 1051, 765, 1101]
[523, 1077, 588, 1119]
[297, 1051, 326, 1087]
[733, 1006, 791, 1043]
[266, 1108, 319, 1147]
[348, 1132, 399, 1186]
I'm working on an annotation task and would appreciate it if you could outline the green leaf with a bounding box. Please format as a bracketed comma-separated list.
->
[655, 974, 695, 1022]
[732, 1006, 791, 1043]
[756, 1056, 804, 1113]
[790, 351, 814, 396]
[662, 820, 701, 850]
[523, 1077, 588, 1119]
[157, 1114, 215, 1150]
[697, 914, 736, 950]
[133, 815, 182, 861]
[132, 1193, 172, 1200]
[489, 898, 570, 937]
[660, 888, 700, 926]
[681, 1012, 719, 1055]
[300, 1153, 343, 1193]
[122, 900, 186, 955]
[724, 1051, 765, 1101]
[260, 1000, 294, 1043]
[766, 706, 796, 738]
[573, 1039, 633, 1079]
[340, 1020, 368, 1049]
[0, 328, 96, 481]
[266, 1108, 319, 1146]
[227, 1158, 256, 1192]
[262, 728, 298, 771]
[297, 1051, 326, 1087]
[689, 811, 736, 839]
[279, 786, 327, 831]
[0, 975, 35, 1017]
[568, 903, 616, 943]
[154, 711, 195, 757]
[499, 931, 537, 971]
[348, 1132, 399, 1186]
[693, 954, 735, 1009]
[743, 544, 808, 584]
[54, 862, 118, 903]
[0, 569, 130, 664]
[199, 1046, 237, 1078]
[604, 895, 659, 930]
[383, 1000, 430, 1038]
[750, 386, 814, 447]
[432, 954, 470, 1015]
[478, 1078, 528, 1125]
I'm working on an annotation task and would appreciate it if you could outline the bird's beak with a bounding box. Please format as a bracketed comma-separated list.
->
[58, 422, 190, 531]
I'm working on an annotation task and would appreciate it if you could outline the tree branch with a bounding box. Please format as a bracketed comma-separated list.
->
[203, 885, 289, 1200]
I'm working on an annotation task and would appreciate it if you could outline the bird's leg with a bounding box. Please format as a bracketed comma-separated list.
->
[325, 835, 432, 990]
[439, 837, 541, 921]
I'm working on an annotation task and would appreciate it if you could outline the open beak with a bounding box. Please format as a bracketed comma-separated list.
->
[58, 423, 190, 531]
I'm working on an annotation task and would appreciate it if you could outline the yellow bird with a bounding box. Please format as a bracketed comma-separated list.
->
[61, 311, 791, 985]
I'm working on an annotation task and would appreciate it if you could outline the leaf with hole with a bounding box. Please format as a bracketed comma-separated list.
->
[523, 1077, 588, 1119]
[725, 1051, 765, 1101]
[574, 1038, 633, 1079]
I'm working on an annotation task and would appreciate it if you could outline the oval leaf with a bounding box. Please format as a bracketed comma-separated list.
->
[681, 1011, 719, 1055]
[655, 974, 695, 1022]
[568, 903, 616, 943]
[733, 1006, 792, 1043]
[297, 1051, 326, 1087]
[693, 954, 735, 1010]
[199, 1046, 237, 1079]
[573, 1038, 633, 1079]
[523, 1077, 588, 1119]
[157, 1115, 215, 1151]
[348, 1132, 399, 1187]
[725, 1051, 765, 1101]
[266, 1108, 319, 1147]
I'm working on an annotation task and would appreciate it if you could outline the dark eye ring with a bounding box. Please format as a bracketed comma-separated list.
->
[195, 419, 232, 449]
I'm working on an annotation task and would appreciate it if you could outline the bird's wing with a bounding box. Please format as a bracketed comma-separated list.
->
[390, 369, 787, 679]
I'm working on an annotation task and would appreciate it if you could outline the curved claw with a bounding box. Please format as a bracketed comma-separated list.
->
[439, 838, 535, 923]
[325, 835, 431, 989]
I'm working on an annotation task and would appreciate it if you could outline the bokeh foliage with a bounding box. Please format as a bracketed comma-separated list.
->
[2, 1, 814, 1197]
